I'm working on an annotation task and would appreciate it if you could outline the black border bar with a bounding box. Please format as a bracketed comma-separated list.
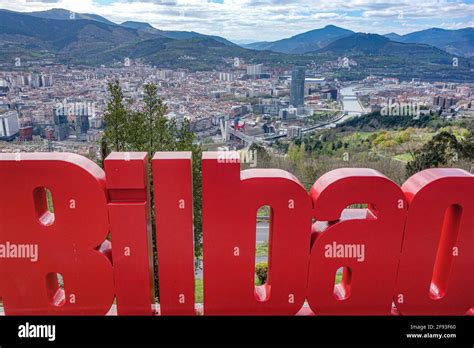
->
[0, 316, 472, 346]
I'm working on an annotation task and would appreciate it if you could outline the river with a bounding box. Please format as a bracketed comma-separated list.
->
[340, 85, 364, 116]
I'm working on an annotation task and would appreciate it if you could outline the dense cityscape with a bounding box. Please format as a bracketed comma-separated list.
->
[0, 56, 472, 162]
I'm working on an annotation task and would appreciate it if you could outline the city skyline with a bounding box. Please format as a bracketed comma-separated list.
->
[0, 0, 473, 42]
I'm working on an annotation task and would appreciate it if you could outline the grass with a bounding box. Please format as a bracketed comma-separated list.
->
[392, 152, 414, 163]
[195, 279, 203, 303]
[45, 188, 54, 213]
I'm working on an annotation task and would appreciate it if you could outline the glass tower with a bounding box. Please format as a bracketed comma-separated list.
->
[290, 66, 305, 108]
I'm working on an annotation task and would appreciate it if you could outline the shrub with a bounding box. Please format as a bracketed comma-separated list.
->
[255, 262, 268, 285]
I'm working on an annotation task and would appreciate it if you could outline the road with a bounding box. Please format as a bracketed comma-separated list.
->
[256, 222, 269, 242]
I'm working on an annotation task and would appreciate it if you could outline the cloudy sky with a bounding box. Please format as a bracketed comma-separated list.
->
[2, 0, 473, 42]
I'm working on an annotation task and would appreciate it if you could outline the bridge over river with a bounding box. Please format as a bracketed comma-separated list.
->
[224, 85, 368, 144]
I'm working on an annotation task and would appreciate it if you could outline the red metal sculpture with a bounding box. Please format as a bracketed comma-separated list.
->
[105, 152, 155, 315]
[395, 169, 474, 315]
[153, 152, 195, 316]
[202, 152, 312, 315]
[307, 168, 407, 315]
[0, 153, 114, 315]
[0, 152, 472, 316]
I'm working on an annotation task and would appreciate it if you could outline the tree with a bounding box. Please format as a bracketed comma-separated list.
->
[126, 111, 147, 151]
[142, 83, 172, 154]
[99, 137, 109, 168]
[176, 118, 203, 265]
[249, 143, 271, 166]
[103, 80, 128, 152]
[288, 143, 303, 161]
[102, 81, 204, 295]
[459, 132, 474, 160]
[406, 131, 460, 177]
[191, 145, 203, 266]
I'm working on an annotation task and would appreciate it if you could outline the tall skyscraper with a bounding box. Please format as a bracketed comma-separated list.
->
[53, 108, 69, 141]
[290, 66, 306, 108]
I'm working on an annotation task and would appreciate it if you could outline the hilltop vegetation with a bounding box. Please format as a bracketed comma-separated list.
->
[252, 114, 473, 187]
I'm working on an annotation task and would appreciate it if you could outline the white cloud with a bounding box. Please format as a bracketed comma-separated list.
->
[0, 0, 472, 41]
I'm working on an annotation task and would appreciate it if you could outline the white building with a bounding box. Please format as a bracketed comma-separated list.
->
[287, 126, 302, 138]
[247, 64, 263, 76]
[156, 69, 174, 80]
[0, 111, 20, 139]
[219, 72, 235, 82]
[279, 107, 297, 120]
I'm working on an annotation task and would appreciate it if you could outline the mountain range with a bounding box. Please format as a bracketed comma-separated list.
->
[317, 33, 450, 59]
[244, 25, 354, 53]
[384, 28, 474, 58]
[23, 8, 236, 46]
[0, 9, 295, 69]
[0, 8, 472, 81]
[245, 25, 474, 58]
[24, 8, 116, 25]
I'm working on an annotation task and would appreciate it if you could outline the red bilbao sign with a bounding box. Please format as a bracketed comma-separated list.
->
[0, 152, 473, 316]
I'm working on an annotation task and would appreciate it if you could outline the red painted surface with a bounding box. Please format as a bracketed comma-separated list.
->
[395, 169, 474, 315]
[105, 152, 155, 315]
[307, 169, 407, 315]
[0, 152, 472, 316]
[153, 152, 195, 315]
[0, 153, 114, 315]
[202, 152, 312, 315]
